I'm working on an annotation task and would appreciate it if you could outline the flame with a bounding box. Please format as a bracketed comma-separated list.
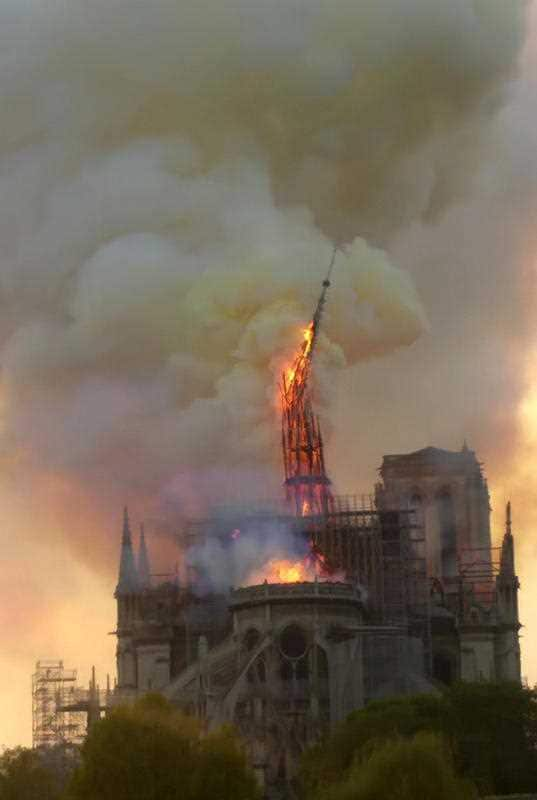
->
[247, 557, 316, 585]
[243, 545, 346, 586]
[285, 323, 314, 390]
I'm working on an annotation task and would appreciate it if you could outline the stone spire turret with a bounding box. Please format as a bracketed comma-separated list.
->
[137, 523, 151, 589]
[500, 501, 515, 577]
[115, 507, 139, 595]
[496, 500, 521, 681]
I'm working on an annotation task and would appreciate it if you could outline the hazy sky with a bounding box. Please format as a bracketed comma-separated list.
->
[0, 0, 536, 747]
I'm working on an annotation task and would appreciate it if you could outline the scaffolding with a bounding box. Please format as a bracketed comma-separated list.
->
[32, 661, 105, 748]
[441, 545, 501, 619]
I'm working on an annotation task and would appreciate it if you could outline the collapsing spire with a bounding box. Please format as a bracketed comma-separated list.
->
[281, 251, 337, 517]
[137, 523, 151, 588]
[115, 507, 139, 595]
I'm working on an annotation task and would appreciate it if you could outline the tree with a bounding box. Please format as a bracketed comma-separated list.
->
[299, 682, 537, 798]
[67, 694, 260, 800]
[299, 692, 447, 797]
[0, 746, 64, 800]
[319, 733, 477, 800]
[447, 681, 537, 794]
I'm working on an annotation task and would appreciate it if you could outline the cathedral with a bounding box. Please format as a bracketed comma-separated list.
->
[112, 254, 520, 799]
[112, 443, 521, 796]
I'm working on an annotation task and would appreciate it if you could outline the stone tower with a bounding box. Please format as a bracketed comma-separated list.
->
[377, 444, 521, 684]
[378, 444, 491, 579]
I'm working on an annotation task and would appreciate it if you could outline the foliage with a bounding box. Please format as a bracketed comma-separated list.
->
[67, 693, 260, 800]
[0, 745, 65, 800]
[299, 682, 537, 798]
[447, 681, 537, 794]
[318, 732, 477, 800]
[300, 692, 447, 796]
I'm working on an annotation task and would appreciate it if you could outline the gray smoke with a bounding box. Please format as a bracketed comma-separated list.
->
[0, 0, 527, 536]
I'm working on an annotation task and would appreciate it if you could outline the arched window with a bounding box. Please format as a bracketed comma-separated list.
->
[243, 628, 261, 652]
[279, 625, 308, 659]
[278, 625, 309, 685]
[436, 489, 457, 577]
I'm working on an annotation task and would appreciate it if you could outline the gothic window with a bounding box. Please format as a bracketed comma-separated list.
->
[296, 656, 309, 681]
[247, 658, 266, 684]
[280, 659, 293, 681]
[436, 489, 457, 577]
[278, 625, 309, 686]
[244, 628, 261, 652]
[279, 625, 308, 659]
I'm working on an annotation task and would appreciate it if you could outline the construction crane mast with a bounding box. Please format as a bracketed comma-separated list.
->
[281, 251, 336, 517]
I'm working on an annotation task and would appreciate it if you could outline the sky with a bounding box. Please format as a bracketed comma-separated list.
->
[0, 0, 537, 747]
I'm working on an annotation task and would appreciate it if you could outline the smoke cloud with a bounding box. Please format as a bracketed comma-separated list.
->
[0, 0, 533, 746]
[0, 0, 526, 519]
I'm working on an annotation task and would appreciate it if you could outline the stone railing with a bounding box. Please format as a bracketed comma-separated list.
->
[229, 580, 362, 608]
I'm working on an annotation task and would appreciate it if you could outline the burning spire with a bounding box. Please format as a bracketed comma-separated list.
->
[281, 250, 337, 517]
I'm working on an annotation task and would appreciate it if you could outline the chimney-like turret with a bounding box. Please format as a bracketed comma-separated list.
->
[115, 507, 139, 596]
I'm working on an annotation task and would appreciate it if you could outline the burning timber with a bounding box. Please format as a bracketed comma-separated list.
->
[110, 263, 521, 798]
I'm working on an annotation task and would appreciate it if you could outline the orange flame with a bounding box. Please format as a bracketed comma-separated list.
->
[285, 322, 314, 390]
[247, 557, 316, 585]
[244, 547, 346, 586]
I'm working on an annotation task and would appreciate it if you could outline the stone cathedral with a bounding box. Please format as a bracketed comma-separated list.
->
[112, 443, 521, 795]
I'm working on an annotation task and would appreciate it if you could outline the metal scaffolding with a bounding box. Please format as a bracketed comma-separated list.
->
[32, 660, 103, 748]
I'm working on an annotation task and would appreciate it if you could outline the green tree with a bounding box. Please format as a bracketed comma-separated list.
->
[447, 681, 537, 794]
[319, 733, 477, 800]
[0, 746, 63, 800]
[67, 693, 260, 800]
[299, 682, 537, 798]
[300, 692, 447, 797]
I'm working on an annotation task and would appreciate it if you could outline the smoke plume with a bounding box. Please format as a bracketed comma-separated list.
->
[0, 0, 526, 522]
